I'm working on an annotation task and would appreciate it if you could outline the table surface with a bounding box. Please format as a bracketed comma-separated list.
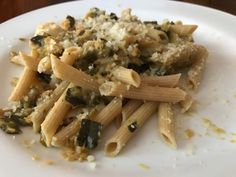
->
[0, 0, 235, 23]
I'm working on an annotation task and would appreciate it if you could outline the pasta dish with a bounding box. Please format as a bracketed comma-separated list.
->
[0, 8, 208, 161]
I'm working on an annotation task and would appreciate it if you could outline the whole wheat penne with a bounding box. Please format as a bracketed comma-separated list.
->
[8, 68, 38, 101]
[121, 100, 143, 125]
[51, 54, 99, 91]
[147, 28, 168, 43]
[31, 48, 40, 59]
[10, 55, 24, 66]
[179, 94, 193, 113]
[29, 81, 69, 132]
[152, 43, 202, 68]
[60, 47, 83, 65]
[51, 118, 80, 147]
[20, 52, 41, 71]
[112, 66, 141, 87]
[94, 97, 122, 128]
[41, 84, 72, 146]
[99, 81, 127, 95]
[99, 82, 186, 103]
[188, 46, 208, 89]
[141, 73, 181, 87]
[105, 102, 158, 156]
[158, 103, 176, 149]
[170, 24, 198, 36]
[0, 109, 4, 116]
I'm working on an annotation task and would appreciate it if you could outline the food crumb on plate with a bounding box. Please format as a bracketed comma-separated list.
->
[230, 139, 236, 144]
[138, 163, 150, 170]
[185, 143, 195, 156]
[88, 162, 96, 170]
[44, 160, 54, 165]
[87, 155, 95, 162]
[22, 139, 36, 148]
[184, 129, 195, 139]
[202, 118, 226, 135]
[31, 154, 41, 161]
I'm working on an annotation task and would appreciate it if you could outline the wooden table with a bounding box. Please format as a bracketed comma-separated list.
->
[0, 0, 235, 23]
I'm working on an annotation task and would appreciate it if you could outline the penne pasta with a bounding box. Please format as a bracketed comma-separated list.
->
[121, 100, 143, 125]
[105, 102, 158, 156]
[99, 82, 186, 103]
[60, 47, 83, 65]
[51, 54, 99, 92]
[152, 43, 203, 68]
[147, 28, 168, 43]
[8, 68, 38, 101]
[29, 81, 69, 132]
[179, 94, 193, 113]
[51, 118, 80, 147]
[112, 66, 141, 87]
[170, 24, 198, 36]
[41, 84, 72, 146]
[31, 48, 40, 59]
[10, 55, 24, 66]
[1, 8, 209, 161]
[141, 73, 181, 87]
[94, 97, 122, 128]
[158, 103, 176, 149]
[188, 46, 208, 89]
[20, 52, 41, 71]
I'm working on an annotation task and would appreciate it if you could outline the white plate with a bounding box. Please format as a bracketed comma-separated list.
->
[0, 0, 236, 177]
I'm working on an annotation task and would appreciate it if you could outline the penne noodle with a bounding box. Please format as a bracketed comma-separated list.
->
[112, 66, 141, 87]
[20, 52, 41, 71]
[121, 100, 143, 125]
[105, 102, 158, 156]
[153, 43, 202, 68]
[147, 28, 168, 43]
[8, 68, 38, 101]
[0, 109, 4, 116]
[51, 118, 80, 147]
[94, 97, 122, 128]
[158, 103, 176, 149]
[141, 73, 181, 87]
[99, 82, 186, 103]
[170, 24, 198, 36]
[179, 94, 193, 113]
[10, 55, 24, 66]
[41, 84, 72, 146]
[60, 47, 83, 65]
[31, 48, 40, 59]
[188, 46, 208, 89]
[51, 54, 99, 92]
[1, 8, 209, 161]
[29, 81, 69, 132]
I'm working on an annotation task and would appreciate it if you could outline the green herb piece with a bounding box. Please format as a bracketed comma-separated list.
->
[30, 35, 45, 46]
[19, 38, 27, 42]
[128, 63, 150, 74]
[110, 12, 118, 20]
[73, 52, 98, 72]
[0, 116, 22, 134]
[128, 121, 138, 132]
[76, 119, 102, 149]
[66, 15, 75, 29]
[144, 21, 158, 25]
[65, 87, 86, 106]
[36, 72, 51, 84]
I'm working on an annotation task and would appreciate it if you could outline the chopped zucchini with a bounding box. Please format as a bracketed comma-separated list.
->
[76, 119, 102, 149]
